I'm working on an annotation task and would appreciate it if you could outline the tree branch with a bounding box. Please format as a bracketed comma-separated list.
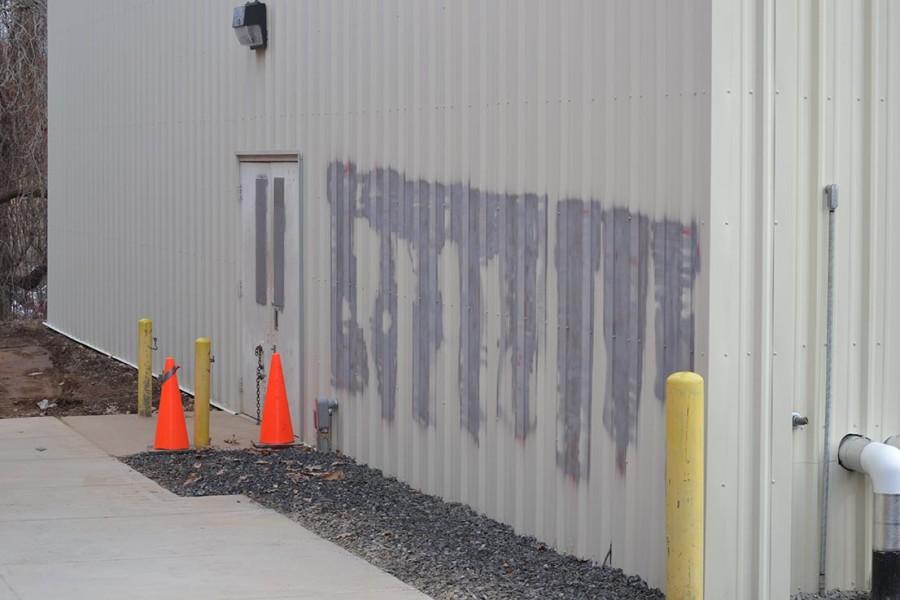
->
[13, 263, 46, 290]
[0, 187, 45, 205]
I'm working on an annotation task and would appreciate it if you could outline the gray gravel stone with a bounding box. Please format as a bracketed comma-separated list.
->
[793, 593, 869, 600]
[122, 447, 664, 600]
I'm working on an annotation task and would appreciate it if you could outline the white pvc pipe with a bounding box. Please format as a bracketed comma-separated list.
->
[839, 434, 900, 599]
[860, 443, 900, 495]
[839, 435, 900, 493]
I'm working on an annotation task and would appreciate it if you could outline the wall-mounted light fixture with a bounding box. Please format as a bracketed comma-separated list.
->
[232, 1, 267, 50]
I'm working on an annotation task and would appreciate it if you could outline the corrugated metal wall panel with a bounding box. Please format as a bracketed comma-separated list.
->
[784, 0, 900, 593]
[709, 0, 900, 596]
[707, 0, 778, 596]
[49, 0, 709, 591]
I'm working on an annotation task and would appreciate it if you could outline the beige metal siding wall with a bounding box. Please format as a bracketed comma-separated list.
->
[48, 0, 246, 408]
[48, 0, 710, 590]
[707, 0, 784, 596]
[709, 0, 900, 596]
[782, 0, 900, 593]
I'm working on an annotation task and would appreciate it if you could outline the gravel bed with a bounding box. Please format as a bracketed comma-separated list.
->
[123, 447, 663, 600]
[793, 592, 869, 600]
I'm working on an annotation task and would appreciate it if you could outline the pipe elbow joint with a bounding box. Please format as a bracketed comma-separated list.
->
[840, 434, 900, 494]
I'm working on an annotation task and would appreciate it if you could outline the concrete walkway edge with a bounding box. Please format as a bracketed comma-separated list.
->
[0, 417, 431, 600]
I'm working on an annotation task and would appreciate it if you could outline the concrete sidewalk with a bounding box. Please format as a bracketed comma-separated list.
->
[0, 417, 430, 600]
[61, 412, 262, 456]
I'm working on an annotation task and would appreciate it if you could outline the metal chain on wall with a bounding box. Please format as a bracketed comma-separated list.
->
[254, 344, 265, 424]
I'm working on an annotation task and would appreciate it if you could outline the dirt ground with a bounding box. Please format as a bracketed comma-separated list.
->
[0, 320, 191, 418]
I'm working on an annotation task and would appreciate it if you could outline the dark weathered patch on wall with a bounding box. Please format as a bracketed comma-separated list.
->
[327, 160, 700, 479]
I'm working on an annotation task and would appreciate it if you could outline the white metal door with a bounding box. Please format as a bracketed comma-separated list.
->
[239, 161, 301, 434]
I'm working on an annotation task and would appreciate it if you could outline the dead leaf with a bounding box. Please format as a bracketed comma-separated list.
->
[322, 469, 345, 481]
[183, 473, 201, 486]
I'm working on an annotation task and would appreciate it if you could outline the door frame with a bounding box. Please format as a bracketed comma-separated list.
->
[235, 152, 305, 440]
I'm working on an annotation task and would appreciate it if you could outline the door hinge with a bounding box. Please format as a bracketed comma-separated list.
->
[237, 184, 242, 202]
[238, 280, 243, 298]
[238, 376, 243, 393]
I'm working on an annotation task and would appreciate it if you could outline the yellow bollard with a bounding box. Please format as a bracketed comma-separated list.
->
[137, 319, 153, 417]
[193, 337, 211, 448]
[666, 371, 705, 600]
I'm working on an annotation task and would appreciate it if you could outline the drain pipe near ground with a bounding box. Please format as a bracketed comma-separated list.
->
[838, 434, 900, 599]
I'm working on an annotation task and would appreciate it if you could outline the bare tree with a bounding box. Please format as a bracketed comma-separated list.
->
[0, 0, 47, 319]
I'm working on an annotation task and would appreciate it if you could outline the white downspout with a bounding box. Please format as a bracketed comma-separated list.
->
[838, 434, 900, 599]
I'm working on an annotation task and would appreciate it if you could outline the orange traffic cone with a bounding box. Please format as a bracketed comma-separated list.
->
[257, 352, 295, 446]
[154, 357, 189, 450]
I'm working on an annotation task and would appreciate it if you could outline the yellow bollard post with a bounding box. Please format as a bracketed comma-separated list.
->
[193, 337, 211, 448]
[137, 319, 153, 417]
[666, 371, 705, 600]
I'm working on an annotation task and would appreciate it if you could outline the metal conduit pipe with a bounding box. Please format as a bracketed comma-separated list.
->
[838, 434, 900, 599]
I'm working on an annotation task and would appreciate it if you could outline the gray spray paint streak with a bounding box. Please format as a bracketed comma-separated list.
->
[553, 203, 659, 478]
[362, 168, 399, 421]
[601, 208, 650, 476]
[329, 161, 541, 439]
[329, 161, 700, 477]
[410, 179, 446, 427]
[501, 194, 542, 439]
[555, 199, 603, 480]
[254, 177, 268, 306]
[335, 164, 447, 428]
[448, 184, 490, 438]
[448, 187, 541, 440]
[327, 162, 369, 394]
[652, 220, 700, 402]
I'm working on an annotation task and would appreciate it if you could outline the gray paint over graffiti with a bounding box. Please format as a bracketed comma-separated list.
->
[329, 162, 543, 439]
[600, 208, 650, 477]
[254, 176, 268, 306]
[328, 163, 369, 394]
[327, 161, 699, 477]
[652, 220, 700, 403]
[554, 199, 603, 480]
[554, 202, 699, 478]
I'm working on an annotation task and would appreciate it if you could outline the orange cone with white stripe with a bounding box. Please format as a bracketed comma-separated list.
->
[258, 353, 295, 446]
[154, 357, 189, 450]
